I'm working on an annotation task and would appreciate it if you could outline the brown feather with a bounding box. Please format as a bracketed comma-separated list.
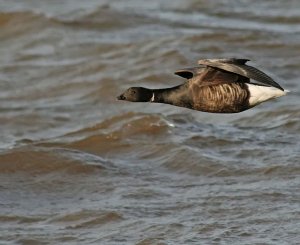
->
[190, 82, 250, 113]
[189, 67, 239, 87]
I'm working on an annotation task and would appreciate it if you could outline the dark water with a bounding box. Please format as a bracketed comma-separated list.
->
[0, 0, 300, 244]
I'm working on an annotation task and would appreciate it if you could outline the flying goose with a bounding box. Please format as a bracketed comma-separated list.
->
[117, 58, 287, 113]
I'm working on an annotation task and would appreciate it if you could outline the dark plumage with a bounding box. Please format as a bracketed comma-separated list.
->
[117, 58, 287, 113]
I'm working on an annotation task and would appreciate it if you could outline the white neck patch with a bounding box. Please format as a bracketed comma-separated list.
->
[150, 93, 155, 102]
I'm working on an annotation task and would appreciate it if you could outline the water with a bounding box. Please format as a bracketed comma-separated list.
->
[0, 0, 299, 244]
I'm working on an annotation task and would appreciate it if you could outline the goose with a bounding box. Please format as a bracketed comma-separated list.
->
[117, 58, 287, 113]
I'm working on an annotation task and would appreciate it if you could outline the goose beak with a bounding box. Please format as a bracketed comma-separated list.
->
[117, 94, 125, 100]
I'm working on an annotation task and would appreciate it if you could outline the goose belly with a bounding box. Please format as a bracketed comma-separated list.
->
[246, 83, 288, 107]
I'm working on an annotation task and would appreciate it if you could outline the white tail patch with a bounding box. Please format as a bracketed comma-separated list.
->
[247, 83, 288, 107]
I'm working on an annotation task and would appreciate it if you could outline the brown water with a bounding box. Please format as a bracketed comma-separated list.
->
[0, 0, 300, 244]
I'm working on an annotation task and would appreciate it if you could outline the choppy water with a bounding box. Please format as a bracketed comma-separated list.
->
[0, 0, 300, 244]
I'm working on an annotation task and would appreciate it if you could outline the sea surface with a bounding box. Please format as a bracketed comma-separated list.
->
[0, 0, 299, 244]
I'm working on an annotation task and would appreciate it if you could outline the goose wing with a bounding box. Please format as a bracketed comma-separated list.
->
[174, 66, 206, 79]
[175, 65, 240, 87]
[198, 58, 284, 90]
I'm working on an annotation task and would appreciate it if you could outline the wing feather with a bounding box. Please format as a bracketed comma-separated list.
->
[174, 67, 205, 79]
[198, 59, 284, 90]
[190, 67, 240, 87]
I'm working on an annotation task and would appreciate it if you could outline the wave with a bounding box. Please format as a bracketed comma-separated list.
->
[61, 112, 172, 154]
[234, 107, 300, 131]
[0, 148, 106, 175]
[0, 11, 44, 26]
[2, 105, 298, 178]
[0, 6, 149, 39]
[0, 11, 56, 38]
[0, 214, 45, 223]
[1, 4, 156, 27]
[49, 210, 123, 229]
